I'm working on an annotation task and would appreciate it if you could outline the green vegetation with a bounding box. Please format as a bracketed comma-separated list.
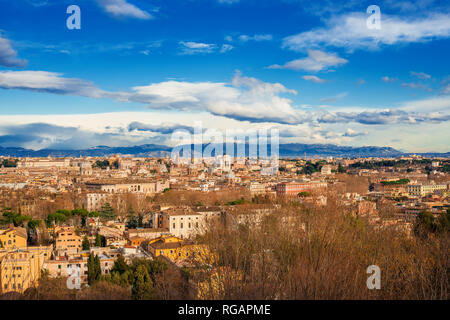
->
[414, 209, 450, 238]
[100, 256, 172, 300]
[298, 192, 310, 197]
[380, 178, 410, 185]
[87, 253, 102, 285]
[299, 161, 325, 175]
[1, 159, 18, 167]
[82, 236, 90, 251]
[95, 233, 107, 247]
[100, 203, 116, 220]
[0, 208, 31, 227]
[225, 197, 249, 206]
[93, 160, 111, 169]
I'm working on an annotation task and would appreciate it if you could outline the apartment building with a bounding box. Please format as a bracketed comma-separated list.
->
[248, 182, 266, 195]
[157, 208, 205, 239]
[0, 225, 27, 250]
[54, 226, 82, 256]
[83, 192, 112, 212]
[0, 246, 52, 294]
[276, 181, 327, 196]
[407, 183, 447, 197]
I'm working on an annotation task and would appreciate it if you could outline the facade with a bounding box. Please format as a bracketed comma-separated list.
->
[158, 209, 205, 239]
[54, 226, 82, 256]
[0, 226, 27, 250]
[321, 165, 332, 175]
[0, 246, 52, 294]
[407, 184, 447, 197]
[276, 181, 327, 196]
[83, 193, 113, 212]
[249, 182, 266, 195]
[147, 235, 209, 263]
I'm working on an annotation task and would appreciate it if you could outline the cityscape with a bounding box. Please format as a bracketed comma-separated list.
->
[0, 0, 449, 304]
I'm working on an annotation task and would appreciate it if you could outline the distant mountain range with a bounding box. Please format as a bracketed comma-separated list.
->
[0, 143, 449, 158]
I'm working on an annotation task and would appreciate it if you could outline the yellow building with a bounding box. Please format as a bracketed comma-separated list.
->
[54, 226, 82, 256]
[147, 235, 211, 264]
[0, 246, 52, 294]
[0, 225, 27, 250]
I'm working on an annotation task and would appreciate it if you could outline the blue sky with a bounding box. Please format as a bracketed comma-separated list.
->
[0, 0, 449, 152]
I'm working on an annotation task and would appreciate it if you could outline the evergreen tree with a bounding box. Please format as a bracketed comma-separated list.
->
[82, 236, 90, 251]
[100, 203, 116, 220]
[87, 253, 101, 285]
[132, 265, 154, 300]
[95, 233, 102, 247]
[111, 255, 129, 275]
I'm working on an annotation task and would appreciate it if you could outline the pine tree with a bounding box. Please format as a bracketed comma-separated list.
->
[87, 253, 101, 285]
[100, 203, 116, 220]
[82, 236, 90, 251]
[95, 233, 102, 247]
[132, 265, 154, 300]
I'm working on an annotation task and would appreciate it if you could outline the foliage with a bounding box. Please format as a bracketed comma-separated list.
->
[100, 203, 116, 220]
[132, 265, 154, 300]
[381, 179, 410, 185]
[1, 159, 18, 167]
[82, 236, 90, 251]
[87, 253, 101, 285]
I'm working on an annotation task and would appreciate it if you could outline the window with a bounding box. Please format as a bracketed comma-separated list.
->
[180, 223, 183, 229]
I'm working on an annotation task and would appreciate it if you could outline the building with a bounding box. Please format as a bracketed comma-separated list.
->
[147, 235, 210, 264]
[157, 208, 206, 239]
[407, 183, 447, 197]
[0, 246, 52, 294]
[54, 226, 82, 256]
[83, 193, 113, 212]
[0, 225, 27, 250]
[321, 165, 332, 175]
[248, 182, 266, 195]
[276, 181, 327, 196]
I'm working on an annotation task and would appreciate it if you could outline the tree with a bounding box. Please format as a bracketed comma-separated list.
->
[111, 255, 129, 275]
[87, 253, 101, 285]
[94, 233, 106, 247]
[45, 212, 66, 227]
[100, 203, 116, 220]
[132, 265, 154, 300]
[82, 236, 90, 251]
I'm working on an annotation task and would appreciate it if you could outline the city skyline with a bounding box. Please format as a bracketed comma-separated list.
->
[0, 0, 450, 152]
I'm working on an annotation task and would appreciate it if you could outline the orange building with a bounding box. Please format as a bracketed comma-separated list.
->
[0, 225, 27, 250]
[54, 226, 82, 256]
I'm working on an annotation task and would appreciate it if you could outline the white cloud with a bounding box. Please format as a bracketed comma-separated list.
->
[96, 0, 152, 20]
[0, 70, 105, 97]
[179, 41, 217, 55]
[283, 13, 450, 51]
[238, 34, 273, 42]
[410, 71, 431, 80]
[0, 34, 27, 68]
[381, 76, 397, 83]
[342, 128, 368, 137]
[1, 70, 449, 128]
[220, 44, 234, 53]
[269, 49, 347, 72]
[320, 92, 348, 103]
[401, 82, 432, 91]
[302, 75, 326, 83]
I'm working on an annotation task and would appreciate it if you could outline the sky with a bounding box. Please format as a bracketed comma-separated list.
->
[0, 0, 449, 152]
